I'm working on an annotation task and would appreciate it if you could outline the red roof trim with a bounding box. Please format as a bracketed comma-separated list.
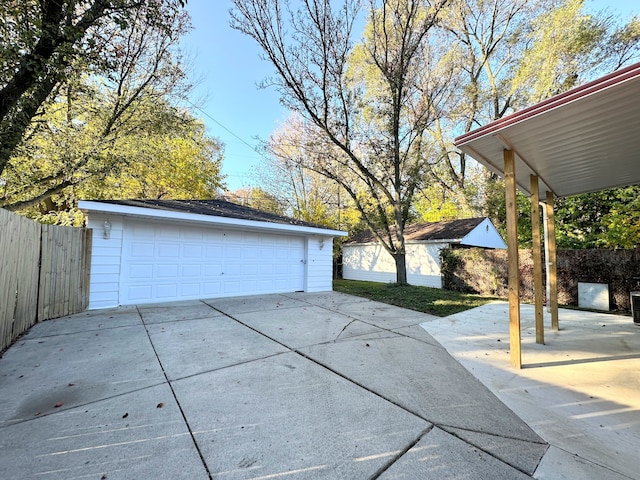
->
[454, 62, 640, 147]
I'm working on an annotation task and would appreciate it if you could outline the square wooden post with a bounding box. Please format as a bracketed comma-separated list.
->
[530, 176, 544, 344]
[546, 191, 559, 330]
[504, 150, 521, 368]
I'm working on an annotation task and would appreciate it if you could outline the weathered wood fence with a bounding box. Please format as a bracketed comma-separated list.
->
[1, 208, 92, 352]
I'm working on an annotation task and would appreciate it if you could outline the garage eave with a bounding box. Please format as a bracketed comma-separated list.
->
[78, 200, 347, 237]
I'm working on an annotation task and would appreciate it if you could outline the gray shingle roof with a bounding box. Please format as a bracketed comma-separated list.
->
[346, 218, 485, 244]
[95, 199, 326, 229]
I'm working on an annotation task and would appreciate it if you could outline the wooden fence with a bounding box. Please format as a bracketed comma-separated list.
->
[1, 209, 92, 352]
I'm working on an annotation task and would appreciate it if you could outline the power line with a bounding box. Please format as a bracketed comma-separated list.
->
[184, 98, 268, 159]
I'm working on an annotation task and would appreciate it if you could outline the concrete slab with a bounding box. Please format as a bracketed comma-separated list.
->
[420, 301, 640, 479]
[300, 333, 545, 471]
[0, 324, 164, 426]
[145, 316, 289, 380]
[300, 333, 541, 441]
[535, 446, 632, 480]
[23, 306, 142, 338]
[378, 426, 533, 479]
[0, 293, 562, 480]
[138, 300, 224, 324]
[332, 299, 438, 330]
[442, 426, 547, 475]
[172, 352, 432, 479]
[203, 293, 309, 315]
[233, 305, 383, 349]
[390, 324, 444, 347]
[283, 290, 371, 309]
[0, 383, 207, 480]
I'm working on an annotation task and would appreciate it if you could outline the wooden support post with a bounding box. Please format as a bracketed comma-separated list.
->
[530, 176, 544, 344]
[504, 150, 521, 368]
[546, 191, 559, 330]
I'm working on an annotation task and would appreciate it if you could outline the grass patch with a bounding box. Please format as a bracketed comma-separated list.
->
[333, 279, 501, 317]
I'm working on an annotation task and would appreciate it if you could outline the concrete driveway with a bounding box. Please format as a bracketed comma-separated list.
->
[0, 292, 547, 479]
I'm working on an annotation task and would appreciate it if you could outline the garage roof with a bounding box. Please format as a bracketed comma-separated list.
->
[346, 217, 506, 248]
[454, 62, 640, 198]
[78, 199, 347, 236]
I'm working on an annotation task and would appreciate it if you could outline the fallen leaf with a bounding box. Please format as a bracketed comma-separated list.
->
[156, 402, 164, 409]
[54, 401, 63, 408]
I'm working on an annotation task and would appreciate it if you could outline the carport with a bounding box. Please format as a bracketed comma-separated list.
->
[455, 61, 640, 368]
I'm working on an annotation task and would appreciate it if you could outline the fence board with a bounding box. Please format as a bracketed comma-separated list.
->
[1, 209, 92, 353]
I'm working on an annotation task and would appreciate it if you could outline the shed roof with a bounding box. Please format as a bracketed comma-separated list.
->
[78, 199, 347, 236]
[346, 217, 485, 244]
[454, 62, 640, 198]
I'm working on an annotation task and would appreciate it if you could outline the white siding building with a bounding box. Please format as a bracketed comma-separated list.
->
[342, 218, 505, 287]
[79, 199, 346, 309]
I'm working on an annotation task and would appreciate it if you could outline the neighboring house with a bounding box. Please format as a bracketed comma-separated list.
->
[342, 217, 506, 288]
[78, 199, 347, 309]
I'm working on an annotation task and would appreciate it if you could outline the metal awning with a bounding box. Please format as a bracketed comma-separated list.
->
[453, 62, 640, 369]
[454, 62, 640, 198]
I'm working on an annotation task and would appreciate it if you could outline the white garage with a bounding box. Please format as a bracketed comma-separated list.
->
[79, 199, 346, 309]
[342, 217, 505, 287]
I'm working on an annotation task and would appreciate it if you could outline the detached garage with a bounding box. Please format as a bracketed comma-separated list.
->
[342, 217, 505, 287]
[78, 199, 346, 309]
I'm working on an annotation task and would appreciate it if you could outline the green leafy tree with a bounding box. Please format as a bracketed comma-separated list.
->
[1, 91, 225, 224]
[232, 0, 448, 284]
[0, 0, 187, 177]
[0, 0, 213, 218]
[258, 113, 361, 231]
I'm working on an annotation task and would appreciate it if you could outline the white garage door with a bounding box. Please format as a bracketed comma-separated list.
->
[120, 220, 306, 304]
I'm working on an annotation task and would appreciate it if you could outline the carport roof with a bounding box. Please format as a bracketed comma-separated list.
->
[454, 62, 640, 198]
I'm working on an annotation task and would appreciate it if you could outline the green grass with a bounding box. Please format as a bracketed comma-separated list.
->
[333, 279, 501, 317]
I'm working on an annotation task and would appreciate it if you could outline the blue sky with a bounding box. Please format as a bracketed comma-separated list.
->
[180, 0, 640, 192]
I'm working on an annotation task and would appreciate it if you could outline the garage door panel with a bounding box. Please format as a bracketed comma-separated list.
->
[182, 264, 201, 277]
[203, 282, 222, 295]
[180, 283, 200, 296]
[157, 243, 177, 257]
[183, 244, 203, 258]
[157, 264, 179, 277]
[129, 264, 154, 279]
[121, 220, 306, 304]
[205, 245, 223, 257]
[156, 284, 178, 298]
[128, 285, 152, 301]
[131, 242, 155, 257]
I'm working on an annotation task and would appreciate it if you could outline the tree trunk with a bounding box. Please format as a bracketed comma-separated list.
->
[393, 252, 408, 285]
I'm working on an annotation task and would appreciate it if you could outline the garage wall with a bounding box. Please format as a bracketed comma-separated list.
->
[86, 213, 124, 309]
[342, 242, 447, 288]
[85, 214, 338, 308]
[306, 236, 334, 292]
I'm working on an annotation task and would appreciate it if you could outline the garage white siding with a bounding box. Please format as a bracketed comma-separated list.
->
[306, 237, 335, 292]
[342, 242, 446, 288]
[87, 213, 124, 309]
[119, 220, 306, 305]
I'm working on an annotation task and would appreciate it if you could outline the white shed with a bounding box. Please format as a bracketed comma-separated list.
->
[79, 199, 347, 309]
[342, 217, 505, 287]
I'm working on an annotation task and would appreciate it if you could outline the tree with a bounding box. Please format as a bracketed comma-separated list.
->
[232, 0, 448, 284]
[0, 0, 187, 177]
[420, 0, 639, 213]
[226, 187, 286, 215]
[0, 0, 200, 214]
[1, 93, 225, 225]
[257, 113, 358, 229]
